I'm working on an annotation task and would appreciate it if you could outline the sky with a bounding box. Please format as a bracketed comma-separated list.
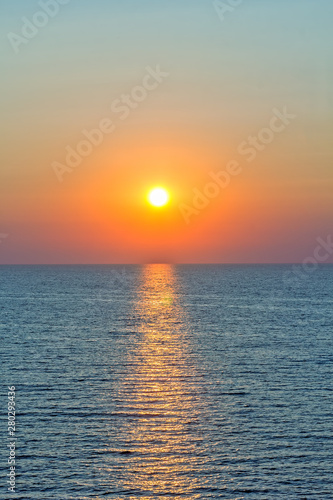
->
[0, 0, 332, 264]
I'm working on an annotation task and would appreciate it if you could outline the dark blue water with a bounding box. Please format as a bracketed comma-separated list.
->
[1, 265, 332, 499]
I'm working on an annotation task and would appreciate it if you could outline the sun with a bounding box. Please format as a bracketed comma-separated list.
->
[147, 187, 170, 207]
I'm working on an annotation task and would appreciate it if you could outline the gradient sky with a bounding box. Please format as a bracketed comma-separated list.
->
[1, 0, 332, 263]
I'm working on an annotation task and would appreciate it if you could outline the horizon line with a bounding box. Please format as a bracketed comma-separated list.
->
[1, 262, 333, 266]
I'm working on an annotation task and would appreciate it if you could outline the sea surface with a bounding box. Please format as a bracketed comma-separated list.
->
[1, 264, 332, 499]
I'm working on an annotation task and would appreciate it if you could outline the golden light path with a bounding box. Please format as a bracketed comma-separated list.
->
[116, 265, 204, 497]
[147, 187, 170, 207]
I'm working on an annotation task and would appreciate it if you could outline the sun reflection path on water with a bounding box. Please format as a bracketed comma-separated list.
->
[116, 265, 207, 498]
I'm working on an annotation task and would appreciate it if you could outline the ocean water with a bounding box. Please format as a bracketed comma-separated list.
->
[1, 264, 332, 499]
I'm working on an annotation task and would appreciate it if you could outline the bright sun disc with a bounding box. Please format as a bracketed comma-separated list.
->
[148, 187, 170, 207]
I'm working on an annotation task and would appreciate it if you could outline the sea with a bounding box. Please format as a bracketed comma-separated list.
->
[1, 264, 332, 499]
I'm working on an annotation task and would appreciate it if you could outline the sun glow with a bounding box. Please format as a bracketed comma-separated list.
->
[147, 187, 170, 207]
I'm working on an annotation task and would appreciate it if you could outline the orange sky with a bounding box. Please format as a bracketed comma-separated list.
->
[1, 0, 332, 263]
